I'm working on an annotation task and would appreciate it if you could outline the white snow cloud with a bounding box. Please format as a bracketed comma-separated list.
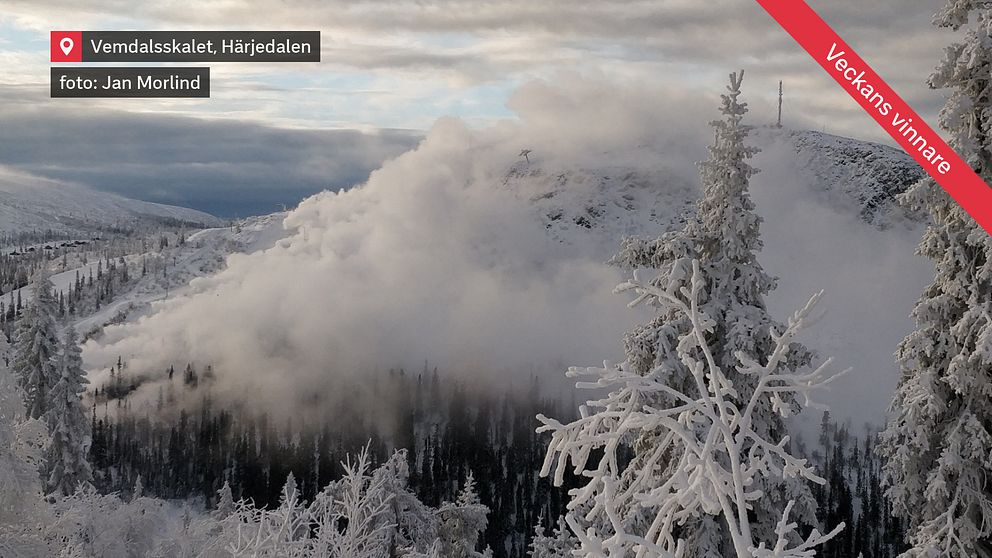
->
[84, 75, 718, 414]
[749, 136, 932, 430]
[84, 75, 932, 428]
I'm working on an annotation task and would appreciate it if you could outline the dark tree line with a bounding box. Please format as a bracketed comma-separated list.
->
[803, 412, 908, 558]
[90, 355, 915, 558]
[89, 363, 580, 558]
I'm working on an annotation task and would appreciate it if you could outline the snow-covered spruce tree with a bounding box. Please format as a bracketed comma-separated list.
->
[12, 271, 61, 420]
[225, 472, 313, 557]
[529, 516, 579, 558]
[372, 449, 439, 555]
[877, 3, 992, 557]
[583, 71, 817, 553]
[213, 480, 235, 520]
[45, 327, 93, 496]
[0, 349, 51, 557]
[49, 481, 175, 558]
[220, 446, 440, 558]
[538, 261, 845, 557]
[437, 472, 491, 558]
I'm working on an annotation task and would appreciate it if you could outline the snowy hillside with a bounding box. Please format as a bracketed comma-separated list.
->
[5, 214, 284, 343]
[499, 127, 924, 254]
[500, 161, 696, 251]
[76, 214, 285, 337]
[0, 165, 221, 235]
[765, 128, 925, 224]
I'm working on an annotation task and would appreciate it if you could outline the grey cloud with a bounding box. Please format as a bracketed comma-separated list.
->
[0, 98, 419, 217]
[319, 41, 547, 82]
[0, 0, 963, 199]
[3, 1, 950, 73]
[5, 1, 959, 130]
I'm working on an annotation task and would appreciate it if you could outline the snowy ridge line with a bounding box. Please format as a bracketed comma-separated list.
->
[756, 0, 992, 234]
[502, 127, 924, 251]
[0, 165, 221, 235]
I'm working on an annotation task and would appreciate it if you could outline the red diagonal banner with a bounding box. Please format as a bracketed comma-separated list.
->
[754, 0, 992, 235]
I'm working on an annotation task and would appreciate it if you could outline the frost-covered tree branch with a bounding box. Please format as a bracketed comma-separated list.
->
[538, 261, 846, 558]
[878, 3, 992, 557]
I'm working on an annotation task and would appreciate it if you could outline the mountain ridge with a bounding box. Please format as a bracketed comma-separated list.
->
[0, 165, 221, 236]
[498, 127, 925, 253]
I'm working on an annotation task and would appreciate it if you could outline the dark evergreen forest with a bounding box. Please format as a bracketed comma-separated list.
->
[86, 357, 907, 558]
[89, 364, 579, 558]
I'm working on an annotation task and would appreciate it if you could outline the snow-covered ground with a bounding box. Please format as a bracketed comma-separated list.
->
[500, 160, 696, 252]
[497, 127, 922, 258]
[10, 214, 285, 342]
[0, 165, 221, 236]
[77, 214, 285, 337]
[764, 128, 925, 224]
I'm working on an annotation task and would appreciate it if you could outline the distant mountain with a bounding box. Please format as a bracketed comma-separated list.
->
[499, 128, 924, 252]
[0, 165, 221, 236]
[776, 129, 925, 224]
[500, 160, 697, 253]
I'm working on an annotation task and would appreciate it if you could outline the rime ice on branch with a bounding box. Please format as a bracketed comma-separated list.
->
[878, 2, 992, 556]
[537, 262, 846, 558]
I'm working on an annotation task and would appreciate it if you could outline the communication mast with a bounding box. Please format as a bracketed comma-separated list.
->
[777, 80, 783, 128]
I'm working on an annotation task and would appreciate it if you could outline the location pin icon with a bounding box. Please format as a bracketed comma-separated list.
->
[51, 31, 81, 62]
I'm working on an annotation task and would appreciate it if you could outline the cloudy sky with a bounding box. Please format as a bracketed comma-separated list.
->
[0, 0, 952, 216]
